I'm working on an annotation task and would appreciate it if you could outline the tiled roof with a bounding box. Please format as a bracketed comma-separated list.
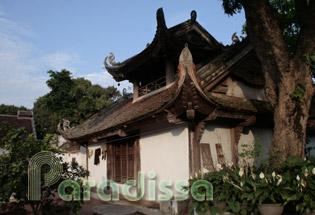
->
[0, 113, 35, 138]
[60, 83, 179, 140]
[206, 92, 272, 114]
[196, 41, 264, 92]
[104, 8, 222, 82]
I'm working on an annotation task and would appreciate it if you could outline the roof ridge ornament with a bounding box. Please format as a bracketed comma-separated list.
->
[57, 119, 72, 133]
[190, 10, 197, 23]
[179, 43, 193, 65]
[156, 8, 166, 29]
[104, 52, 120, 67]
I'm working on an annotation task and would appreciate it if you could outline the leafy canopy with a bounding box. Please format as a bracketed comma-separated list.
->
[222, 0, 299, 55]
[0, 104, 28, 115]
[33, 69, 121, 138]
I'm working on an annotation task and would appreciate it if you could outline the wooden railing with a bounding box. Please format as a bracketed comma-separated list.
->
[138, 76, 166, 97]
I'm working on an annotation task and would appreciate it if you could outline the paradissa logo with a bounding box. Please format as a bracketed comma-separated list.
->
[28, 152, 213, 202]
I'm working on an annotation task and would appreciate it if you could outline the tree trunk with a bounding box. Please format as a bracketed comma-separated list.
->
[242, 0, 315, 161]
[271, 59, 313, 160]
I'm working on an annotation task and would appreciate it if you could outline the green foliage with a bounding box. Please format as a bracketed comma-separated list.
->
[221, 0, 242, 15]
[33, 69, 121, 138]
[279, 157, 315, 213]
[189, 145, 315, 214]
[222, 0, 300, 54]
[290, 85, 305, 102]
[239, 137, 264, 165]
[0, 104, 28, 115]
[269, 0, 299, 55]
[252, 171, 290, 205]
[0, 122, 89, 215]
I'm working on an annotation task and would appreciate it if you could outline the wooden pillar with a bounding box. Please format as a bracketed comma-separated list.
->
[165, 59, 174, 85]
[85, 143, 89, 180]
[189, 122, 205, 176]
[133, 81, 139, 100]
[230, 127, 238, 165]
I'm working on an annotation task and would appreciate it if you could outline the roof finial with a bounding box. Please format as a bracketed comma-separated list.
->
[179, 43, 193, 64]
[156, 8, 166, 29]
[190, 10, 197, 23]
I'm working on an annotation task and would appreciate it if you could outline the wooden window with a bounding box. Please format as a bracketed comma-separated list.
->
[107, 139, 139, 183]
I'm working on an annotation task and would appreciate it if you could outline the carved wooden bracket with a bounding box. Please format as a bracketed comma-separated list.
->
[95, 128, 127, 140]
[186, 102, 195, 120]
[165, 110, 184, 124]
[204, 108, 218, 121]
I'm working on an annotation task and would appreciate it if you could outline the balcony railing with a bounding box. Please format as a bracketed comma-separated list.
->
[138, 76, 166, 97]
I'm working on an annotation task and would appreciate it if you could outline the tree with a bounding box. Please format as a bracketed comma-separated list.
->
[0, 122, 89, 215]
[33, 70, 121, 139]
[0, 104, 28, 115]
[221, 0, 315, 161]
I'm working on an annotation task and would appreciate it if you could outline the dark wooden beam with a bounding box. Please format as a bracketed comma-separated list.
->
[190, 121, 205, 175]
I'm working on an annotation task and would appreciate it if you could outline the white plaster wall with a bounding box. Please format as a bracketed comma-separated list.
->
[58, 135, 67, 147]
[200, 122, 232, 170]
[61, 146, 87, 169]
[87, 143, 107, 185]
[238, 125, 273, 165]
[227, 79, 265, 101]
[140, 122, 189, 200]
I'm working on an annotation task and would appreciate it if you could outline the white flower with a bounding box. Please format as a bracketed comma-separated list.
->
[259, 172, 265, 179]
[217, 164, 223, 170]
[304, 169, 309, 177]
[239, 168, 244, 177]
[301, 179, 306, 187]
[296, 175, 300, 181]
[240, 181, 244, 187]
[277, 177, 282, 186]
[203, 168, 209, 174]
[272, 171, 276, 179]
[312, 167, 315, 175]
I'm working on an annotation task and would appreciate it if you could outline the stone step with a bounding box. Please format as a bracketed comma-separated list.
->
[92, 204, 138, 215]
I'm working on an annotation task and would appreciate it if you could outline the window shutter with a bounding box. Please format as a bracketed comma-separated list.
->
[128, 141, 135, 180]
[114, 144, 121, 182]
[121, 143, 128, 182]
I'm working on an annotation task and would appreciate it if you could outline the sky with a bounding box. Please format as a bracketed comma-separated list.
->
[0, 0, 245, 109]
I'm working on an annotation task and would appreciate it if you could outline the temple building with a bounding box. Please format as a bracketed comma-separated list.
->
[58, 8, 315, 214]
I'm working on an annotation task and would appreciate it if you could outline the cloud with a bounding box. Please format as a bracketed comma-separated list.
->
[0, 17, 35, 38]
[0, 7, 81, 108]
[83, 71, 132, 93]
[40, 52, 81, 73]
